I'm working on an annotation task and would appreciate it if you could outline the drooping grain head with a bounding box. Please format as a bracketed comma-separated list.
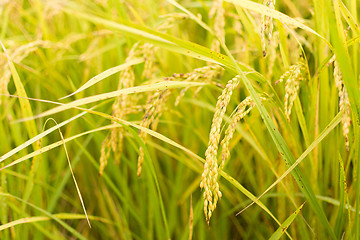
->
[141, 43, 158, 79]
[209, 0, 225, 52]
[150, 64, 225, 165]
[200, 75, 241, 224]
[277, 58, 306, 121]
[173, 65, 224, 106]
[0, 52, 10, 103]
[137, 89, 171, 176]
[102, 13, 191, 172]
[261, 0, 275, 57]
[220, 96, 259, 170]
[99, 135, 111, 176]
[105, 43, 140, 167]
[267, 31, 279, 77]
[331, 55, 351, 151]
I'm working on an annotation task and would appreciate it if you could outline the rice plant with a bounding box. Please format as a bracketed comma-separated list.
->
[0, 0, 359, 239]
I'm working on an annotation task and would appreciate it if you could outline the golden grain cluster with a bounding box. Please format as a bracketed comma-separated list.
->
[329, 55, 351, 151]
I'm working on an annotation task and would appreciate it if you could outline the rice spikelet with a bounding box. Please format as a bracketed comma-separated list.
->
[267, 31, 279, 77]
[261, 0, 275, 57]
[220, 96, 259, 170]
[101, 14, 189, 174]
[200, 75, 241, 224]
[276, 59, 305, 121]
[172, 65, 224, 106]
[141, 43, 158, 79]
[157, 13, 188, 31]
[137, 89, 171, 176]
[106, 43, 141, 167]
[209, 0, 225, 52]
[331, 55, 351, 151]
[99, 135, 111, 176]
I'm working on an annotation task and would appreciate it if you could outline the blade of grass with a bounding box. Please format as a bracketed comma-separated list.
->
[61, 7, 265, 83]
[18, 81, 206, 122]
[269, 203, 305, 240]
[166, 0, 213, 34]
[0, 124, 120, 171]
[0, 193, 87, 240]
[0, 213, 112, 231]
[339, 0, 360, 36]
[0, 42, 39, 144]
[0, 41, 44, 214]
[59, 57, 144, 99]
[236, 112, 342, 216]
[224, 0, 329, 45]
[43, 118, 91, 227]
[334, 153, 346, 238]
[0, 111, 88, 164]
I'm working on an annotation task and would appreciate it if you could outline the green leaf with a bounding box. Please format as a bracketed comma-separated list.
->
[269, 203, 305, 240]
[60, 57, 144, 99]
[19, 81, 205, 121]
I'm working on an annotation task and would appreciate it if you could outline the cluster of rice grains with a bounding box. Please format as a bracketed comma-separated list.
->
[137, 65, 224, 176]
[99, 13, 190, 175]
[260, 0, 275, 57]
[99, 42, 140, 175]
[99, 62, 224, 176]
[209, 0, 225, 52]
[276, 56, 306, 121]
[136, 89, 171, 176]
[329, 55, 352, 150]
[200, 75, 260, 224]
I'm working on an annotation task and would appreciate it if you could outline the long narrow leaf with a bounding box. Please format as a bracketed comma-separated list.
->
[18, 81, 205, 121]
[60, 57, 144, 99]
[269, 203, 305, 240]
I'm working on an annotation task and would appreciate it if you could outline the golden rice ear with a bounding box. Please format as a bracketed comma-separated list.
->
[220, 96, 259, 170]
[332, 55, 351, 151]
[108, 42, 141, 165]
[106, 12, 193, 170]
[99, 135, 111, 176]
[141, 43, 157, 79]
[277, 61, 306, 122]
[200, 75, 241, 224]
[209, 0, 225, 52]
[261, 0, 275, 57]
[173, 65, 224, 106]
[137, 89, 171, 176]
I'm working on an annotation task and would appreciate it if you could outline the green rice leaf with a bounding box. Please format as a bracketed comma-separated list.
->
[60, 57, 144, 99]
[20, 81, 205, 121]
[269, 203, 305, 240]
